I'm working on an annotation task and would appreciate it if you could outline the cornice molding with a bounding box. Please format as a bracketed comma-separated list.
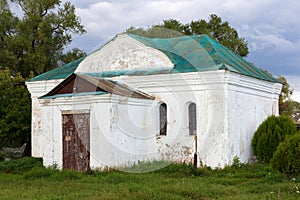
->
[28, 70, 282, 100]
[111, 70, 282, 97]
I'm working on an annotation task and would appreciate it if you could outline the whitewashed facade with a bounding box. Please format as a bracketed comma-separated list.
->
[26, 34, 282, 170]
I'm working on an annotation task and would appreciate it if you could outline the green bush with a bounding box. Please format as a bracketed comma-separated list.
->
[252, 115, 297, 163]
[271, 133, 300, 177]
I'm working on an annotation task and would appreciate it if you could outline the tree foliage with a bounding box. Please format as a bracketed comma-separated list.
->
[127, 14, 249, 57]
[271, 133, 300, 177]
[252, 115, 297, 163]
[0, 0, 86, 77]
[278, 76, 294, 116]
[59, 48, 86, 66]
[291, 101, 300, 122]
[0, 68, 31, 148]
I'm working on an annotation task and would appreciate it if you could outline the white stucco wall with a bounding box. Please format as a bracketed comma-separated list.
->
[38, 94, 113, 168]
[28, 69, 281, 170]
[26, 79, 64, 158]
[26, 32, 282, 169]
[225, 73, 281, 165]
[109, 71, 281, 168]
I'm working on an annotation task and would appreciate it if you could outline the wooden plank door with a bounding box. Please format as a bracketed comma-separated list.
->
[62, 113, 90, 172]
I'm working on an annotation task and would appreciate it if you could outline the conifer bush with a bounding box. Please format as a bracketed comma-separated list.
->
[252, 115, 297, 163]
[271, 133, 300, 177]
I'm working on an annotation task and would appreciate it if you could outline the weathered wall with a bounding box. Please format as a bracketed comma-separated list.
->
[75, 34, 173, 73]
[38, 94, 112, 169]
[112, 71, 281, 168]
[225, 72, 281, 165]
[109, 71, 227, 167]
[26, 79, 63, 158]
[28, 69, 281, 170]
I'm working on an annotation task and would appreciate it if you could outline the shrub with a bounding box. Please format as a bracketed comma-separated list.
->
[252, 115, 297, 163]
[271, 133, 300, 177]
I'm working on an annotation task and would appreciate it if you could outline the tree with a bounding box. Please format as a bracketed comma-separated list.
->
[291, 101, 300, 122]
[1, 0, 86, 77]
[277, 76, 295, 116]
[0, 68, 31, 148]
[252, 115, 297, 163]
[59, 48, 86, 66]
[127, 14, 249, 57]
[271, 133, 300, 177]
[0, 0, 19, 71]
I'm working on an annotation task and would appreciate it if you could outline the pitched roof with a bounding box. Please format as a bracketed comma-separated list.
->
[41, 73, 155, 100]
[29, 34, 279, 83]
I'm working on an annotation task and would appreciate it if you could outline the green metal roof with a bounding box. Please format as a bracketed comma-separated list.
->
[29, 34, 279, 83]
[28, 57, 85, 82]
[128, 34, 279, 83]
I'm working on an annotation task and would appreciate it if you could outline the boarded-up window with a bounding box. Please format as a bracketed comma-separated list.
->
[159, 103, 167, 135]
[188, 103, 197, 135]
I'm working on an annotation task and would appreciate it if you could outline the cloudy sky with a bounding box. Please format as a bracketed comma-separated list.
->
[13, 1, 300, 95]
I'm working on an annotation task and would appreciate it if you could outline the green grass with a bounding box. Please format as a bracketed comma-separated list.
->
[0, 158, 300, 199]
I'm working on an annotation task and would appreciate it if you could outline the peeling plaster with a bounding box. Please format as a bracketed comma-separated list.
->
[27, 52, 281, 170]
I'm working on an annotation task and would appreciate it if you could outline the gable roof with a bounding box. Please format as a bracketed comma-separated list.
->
[41, 73, 155, 100]
[29, 34, 279, 83]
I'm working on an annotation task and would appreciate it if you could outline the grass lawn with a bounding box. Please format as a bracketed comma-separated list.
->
[0, 158, 300, 199]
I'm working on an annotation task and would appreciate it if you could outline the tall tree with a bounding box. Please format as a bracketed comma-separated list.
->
[0, 0, 19, 70]
[2, 0, 86, 77]
[127, 14, 249, 57]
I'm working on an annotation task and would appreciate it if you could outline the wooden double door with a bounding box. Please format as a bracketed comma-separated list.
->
[62, 113, 90, 172]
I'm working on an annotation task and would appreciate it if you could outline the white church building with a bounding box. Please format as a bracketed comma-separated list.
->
[26, 33, 282, 171]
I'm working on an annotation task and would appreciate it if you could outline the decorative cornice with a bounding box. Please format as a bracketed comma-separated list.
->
[28, 70, 282, 101]
[111, 70, 282, 98]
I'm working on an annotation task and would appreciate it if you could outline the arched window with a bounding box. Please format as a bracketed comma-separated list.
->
[159, 103, 167, 135]
[188, 103, 197, 135]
